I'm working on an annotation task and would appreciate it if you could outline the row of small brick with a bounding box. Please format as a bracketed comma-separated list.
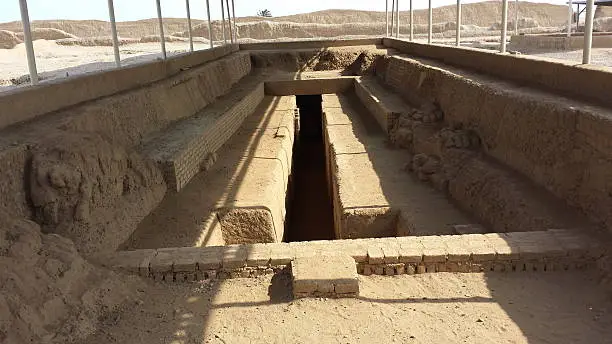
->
[100, 229, 605, 280]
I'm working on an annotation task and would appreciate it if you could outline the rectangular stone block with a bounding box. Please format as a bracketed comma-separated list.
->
[367, 246, 385, 264]
[222, 244, 248, 270]
[270, 243, 293, 266]
[292, 255, 358, 298]
[246, 243, 271, 267]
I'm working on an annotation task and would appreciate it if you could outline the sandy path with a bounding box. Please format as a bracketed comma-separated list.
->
[83, 271, 612, 344]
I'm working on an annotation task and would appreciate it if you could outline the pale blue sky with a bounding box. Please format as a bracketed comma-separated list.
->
[0, 0, 569, 23]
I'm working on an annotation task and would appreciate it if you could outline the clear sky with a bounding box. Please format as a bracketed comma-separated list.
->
[0, 0, 570, 23]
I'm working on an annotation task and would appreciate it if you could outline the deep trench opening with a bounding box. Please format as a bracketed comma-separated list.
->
[285, 94, 335, 242]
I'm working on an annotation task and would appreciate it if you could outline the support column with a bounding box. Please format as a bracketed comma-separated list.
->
[514, 0, 519, 35]
[409, 0, 413, 41]
[583, 0, 595, 64]
[390, 0, 395, 36]
[186, 0, 194, 52]
[567, 0, 573, 37]
[386, 0, 389, 37]
[221, 0, 227, 44]
[231, 0, 237, 42]
[107, 0, 121, 67]
[206, 0, 213, 48]
[395, 0, 400, 38]
[428, 0, 432, 44]
[500, 0, 508, 53]
[225, 0, 233, 43]
[18, 0, 38, 85]
[456, 0, 461, 46]
[155, 0, 167, 59]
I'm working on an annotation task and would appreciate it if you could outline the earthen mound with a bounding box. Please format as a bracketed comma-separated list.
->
[0, 30, 22, 49]
[0, 208, 144, 343]
[14, 27, 77, 41]
[29, 132, 166, 255]
[55, 36, 139, 47]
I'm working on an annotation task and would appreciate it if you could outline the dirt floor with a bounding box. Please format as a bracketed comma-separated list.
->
[82, 271, 612, 344]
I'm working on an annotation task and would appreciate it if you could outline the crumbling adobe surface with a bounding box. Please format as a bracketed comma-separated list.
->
[0, 208, 144, 344]
[249, 46, 390, 75]
[29, 132, 166, 255]
[382, 55, 608, 233]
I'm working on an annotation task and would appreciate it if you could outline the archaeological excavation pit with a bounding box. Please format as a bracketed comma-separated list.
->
[2, 38, 612, 343]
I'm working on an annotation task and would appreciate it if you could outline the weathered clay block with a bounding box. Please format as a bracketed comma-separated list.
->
[292, 255, 359, 298]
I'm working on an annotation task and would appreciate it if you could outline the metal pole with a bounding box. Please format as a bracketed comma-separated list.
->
[583, 0, 595, 64]
[206, 0, 213, 48]
[390, 0, 395, 36]
[225, 0, 233, 43]
[567, 0, 573, 37]
[501, 0, 509, 53]
[186, 0, 193, 52]
[514, 0, 519, 35]
[231, 0, 237, 42]
[428, 0, 432, 44]
[18, 0, 38, 85]
[107, 0, 121, 67]
[155, 0, 166, 59]
[386, 0, 389, 37]
[456, 0, 461, 46]
[409, 0, 413, 41]
[221, 0, 227, 44]
[395, 0, 399, 38]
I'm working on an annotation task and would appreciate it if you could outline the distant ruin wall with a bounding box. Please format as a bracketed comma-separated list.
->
[382, 55, 612, 232]
[510, 33, 612, 52]
[382, 38, 612, 108]
[0, 44, 238, 131]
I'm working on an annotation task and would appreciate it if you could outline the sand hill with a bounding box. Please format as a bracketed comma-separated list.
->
[1, 1, 610, 46]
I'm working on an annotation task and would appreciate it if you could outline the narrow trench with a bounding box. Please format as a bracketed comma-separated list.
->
[285, 95, 335, 242]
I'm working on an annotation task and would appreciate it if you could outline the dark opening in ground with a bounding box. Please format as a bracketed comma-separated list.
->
[285, 94, 335, 242]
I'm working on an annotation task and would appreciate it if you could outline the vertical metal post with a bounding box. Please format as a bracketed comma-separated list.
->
[231, 0, 237, 42]
[409, 0, 413, 41]
[107, 0, 121, 67]
[225, 0, 233, 43]
[428, 0, 432, 44]
[390, 0, 395, 36]
[206, 0, 213, 48]
[395, 0, 399, 38]
[221, 0, 227, 44]
[567, 0, 573, 37]
[501, 0, 508, 53]
[18, 0, 38, 85]
[514, 0, 519, 35]
[456, 0, 461, 46]
[583, 0, 595, 64]
[186, 0, 193, 52]
[155, 0, 166, 59]
[386, 0, 389, 37]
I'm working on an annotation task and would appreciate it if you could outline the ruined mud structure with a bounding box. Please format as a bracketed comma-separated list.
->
[1, 38, 612, 343]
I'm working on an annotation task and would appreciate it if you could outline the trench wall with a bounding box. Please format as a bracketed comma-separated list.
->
[0, 44, 239, 131]
[380, 53, 612, 233]
[382, 38, 612, 108]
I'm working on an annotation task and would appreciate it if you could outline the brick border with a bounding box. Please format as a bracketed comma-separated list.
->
[98, 230, 605, 282]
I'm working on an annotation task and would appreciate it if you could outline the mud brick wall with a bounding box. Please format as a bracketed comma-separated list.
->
[382, 55, 612, 233]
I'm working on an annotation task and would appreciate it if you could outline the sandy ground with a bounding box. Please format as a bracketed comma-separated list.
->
[82, 271, 612, 344]
[530, 48, 612, 67]
[0, 40, 212, 90]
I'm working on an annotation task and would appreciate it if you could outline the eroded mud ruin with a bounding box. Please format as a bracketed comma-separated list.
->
[2, 38, 612, 343]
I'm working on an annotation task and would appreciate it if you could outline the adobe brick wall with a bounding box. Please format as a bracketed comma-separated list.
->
[383, 38, 612, 108]
[381, 54, 612, 233]
[0, 44, 239, 130]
